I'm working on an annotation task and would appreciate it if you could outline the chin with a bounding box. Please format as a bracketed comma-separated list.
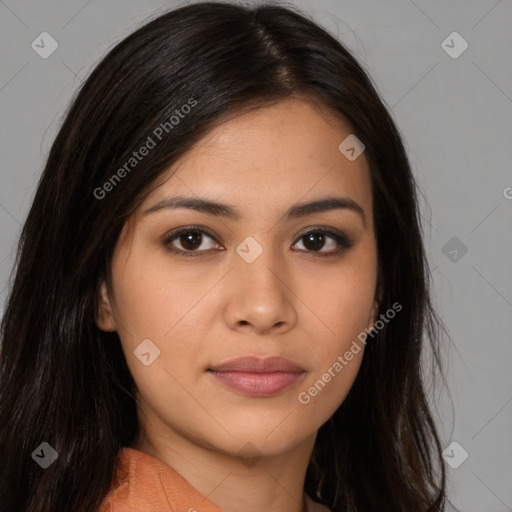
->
[211, 420, 313, 458]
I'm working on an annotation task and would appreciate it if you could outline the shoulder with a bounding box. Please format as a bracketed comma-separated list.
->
[98, 447, 224, 512]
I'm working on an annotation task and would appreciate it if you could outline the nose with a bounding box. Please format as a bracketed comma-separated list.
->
[223, 240, 297, 335]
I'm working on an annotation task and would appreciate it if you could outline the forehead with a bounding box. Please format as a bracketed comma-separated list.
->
[140, 98, 373, 223]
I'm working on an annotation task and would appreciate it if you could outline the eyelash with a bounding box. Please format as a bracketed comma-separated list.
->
[161, 225, 353, 259]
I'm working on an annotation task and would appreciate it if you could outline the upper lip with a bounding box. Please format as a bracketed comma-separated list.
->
[208, 356, 304, 373]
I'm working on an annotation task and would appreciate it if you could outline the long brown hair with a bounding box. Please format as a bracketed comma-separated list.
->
[0, 2, 447, 511]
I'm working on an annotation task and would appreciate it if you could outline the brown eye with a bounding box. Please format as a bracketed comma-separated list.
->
[176, 231, 207, 251]
[300, 232, 330, 252]
[162, 227, 219, 256]
[293, 228, 353, 257]
[162, 226, 352, 259]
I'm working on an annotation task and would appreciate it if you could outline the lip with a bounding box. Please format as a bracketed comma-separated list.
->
[207, 356, 305, 397]
[209, 355, 304, 373]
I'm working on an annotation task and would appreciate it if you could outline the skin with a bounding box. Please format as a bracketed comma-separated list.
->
[96, 97, 379, 512]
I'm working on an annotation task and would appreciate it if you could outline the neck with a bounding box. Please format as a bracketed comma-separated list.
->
[131, 428, 317, 512]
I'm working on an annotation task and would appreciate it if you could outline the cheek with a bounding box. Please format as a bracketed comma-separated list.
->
[307, 264, 376, 352]
[111, 253, 190, 342]
[110, 256, 205, 380]
[295, 350, 363, 427]
[295, 254, 375, 413]
[296, 278, 372, 417]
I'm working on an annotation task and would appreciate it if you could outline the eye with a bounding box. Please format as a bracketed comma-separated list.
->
[162, 226, 352, 258]
[292, 227, 353, 257]
[162, 226, 220, 257]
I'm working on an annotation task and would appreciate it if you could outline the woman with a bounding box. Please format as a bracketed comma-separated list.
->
[0, 2, 448, 511]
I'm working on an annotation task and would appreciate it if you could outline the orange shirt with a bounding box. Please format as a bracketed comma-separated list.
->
[98, 447, 330, 512]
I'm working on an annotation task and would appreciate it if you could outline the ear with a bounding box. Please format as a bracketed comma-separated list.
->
[96, 279, 117, 332]
[368, 279, 383, 330]
[369, 300, 379, 330]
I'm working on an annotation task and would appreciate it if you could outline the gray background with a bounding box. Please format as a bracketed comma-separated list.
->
[1, 0, 511, 510]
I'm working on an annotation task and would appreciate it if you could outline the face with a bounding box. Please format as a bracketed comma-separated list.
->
[97, 97, 379, 460]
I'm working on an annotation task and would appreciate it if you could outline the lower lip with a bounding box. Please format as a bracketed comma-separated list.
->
[208, 370, 304, 397]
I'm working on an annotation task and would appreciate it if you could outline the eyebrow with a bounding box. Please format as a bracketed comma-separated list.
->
[143, 195, 366, 227]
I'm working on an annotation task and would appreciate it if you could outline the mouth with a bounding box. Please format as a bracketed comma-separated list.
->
[207, 356, 306, 397]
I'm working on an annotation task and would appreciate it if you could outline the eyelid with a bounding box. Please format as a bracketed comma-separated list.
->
[161, 224, 353, 257]
[294, 226, 353, 256]
[161, 225, 220, 257]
